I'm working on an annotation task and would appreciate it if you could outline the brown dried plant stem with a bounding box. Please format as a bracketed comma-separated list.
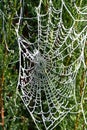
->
[0, 73, 4, 129]
[0, 44, 7, 129]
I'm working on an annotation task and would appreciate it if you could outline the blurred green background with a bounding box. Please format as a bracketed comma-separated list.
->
[0, 0, 87, 130]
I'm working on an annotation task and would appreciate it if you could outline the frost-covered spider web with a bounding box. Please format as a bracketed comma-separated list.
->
[15, 0, 87, 129]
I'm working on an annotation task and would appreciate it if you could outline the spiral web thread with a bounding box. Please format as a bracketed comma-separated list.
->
[16, 0, 87, 129]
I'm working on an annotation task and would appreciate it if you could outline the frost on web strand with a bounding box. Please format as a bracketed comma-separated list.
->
[16, 0, 87, 130]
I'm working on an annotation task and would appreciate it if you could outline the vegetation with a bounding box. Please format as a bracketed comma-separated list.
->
[0, 0, 87, 130]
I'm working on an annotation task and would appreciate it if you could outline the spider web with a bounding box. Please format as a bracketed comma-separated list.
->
[15, 0, 87, 129]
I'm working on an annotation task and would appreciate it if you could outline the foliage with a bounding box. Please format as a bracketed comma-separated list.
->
[0, 0, 87, 130]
